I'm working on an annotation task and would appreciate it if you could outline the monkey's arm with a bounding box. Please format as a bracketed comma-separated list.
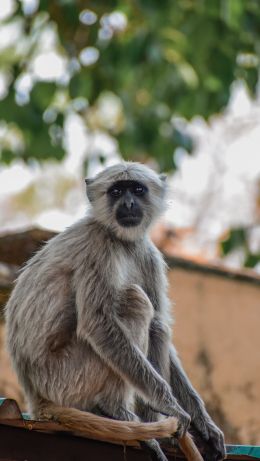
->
[74, 271, 189, 430]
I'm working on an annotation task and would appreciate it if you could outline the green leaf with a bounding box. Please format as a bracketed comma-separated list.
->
[244, 253, 260, 268]
[220, 228, 247, 255]
[0, 149, 16, 164]
[30, 82, 57, 110]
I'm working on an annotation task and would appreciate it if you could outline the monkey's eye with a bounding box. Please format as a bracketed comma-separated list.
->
[133, 185, 145, 196]
[110, 187, 122, 197]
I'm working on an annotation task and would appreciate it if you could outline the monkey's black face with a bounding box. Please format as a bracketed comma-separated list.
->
[107, 180, 147, 227]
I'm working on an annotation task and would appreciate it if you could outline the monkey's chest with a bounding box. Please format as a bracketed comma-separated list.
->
[114, 252, 145, 290]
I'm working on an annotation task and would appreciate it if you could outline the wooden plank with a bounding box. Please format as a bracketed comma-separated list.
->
[0, 424, 147, 461]
[1, 424, 260, 460]
[1, 399, 260, 460]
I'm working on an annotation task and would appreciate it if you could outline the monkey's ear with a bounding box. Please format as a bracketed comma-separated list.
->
[85, 178, 94, 202]
[85, 178, 94, 186]
[159, 173, 167, 182]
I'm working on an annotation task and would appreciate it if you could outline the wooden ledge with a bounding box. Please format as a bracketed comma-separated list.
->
[0, 399, 259, 460]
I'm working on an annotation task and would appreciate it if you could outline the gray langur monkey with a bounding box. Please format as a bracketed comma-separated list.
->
[5, 162, 225, 461]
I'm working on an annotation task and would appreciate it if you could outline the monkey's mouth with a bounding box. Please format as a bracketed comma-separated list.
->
[116, 204, 143, 227]
[116, 211, 143, 227]
[119, 216, 142, 227]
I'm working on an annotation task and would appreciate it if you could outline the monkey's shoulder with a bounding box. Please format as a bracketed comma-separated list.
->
[28, 217, 105, 259]
[141, 238, 167, 270]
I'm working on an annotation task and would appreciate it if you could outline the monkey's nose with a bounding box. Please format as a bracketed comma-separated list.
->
[124, 199, 134, 210]
[124, 192, 134, 210]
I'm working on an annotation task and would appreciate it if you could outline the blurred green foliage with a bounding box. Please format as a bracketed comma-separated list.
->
[221, 228, 247, 255]
[0, 0, 260, 171]
[221, 228, 260, 269]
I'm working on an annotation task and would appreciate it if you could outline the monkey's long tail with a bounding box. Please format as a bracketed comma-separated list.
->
[179, 435, 204, 461]
[41, 401, 203, 460]
[41, 400, 177, 441]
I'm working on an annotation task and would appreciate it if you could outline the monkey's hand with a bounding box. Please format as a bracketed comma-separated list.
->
[150, 383, 191, 438]
[190, 410, 226, 461]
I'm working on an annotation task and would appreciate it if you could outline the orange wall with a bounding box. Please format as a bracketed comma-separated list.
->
[169, 267, 260, 444]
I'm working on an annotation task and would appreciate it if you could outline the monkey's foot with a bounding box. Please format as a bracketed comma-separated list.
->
[190, 418, 226, 461]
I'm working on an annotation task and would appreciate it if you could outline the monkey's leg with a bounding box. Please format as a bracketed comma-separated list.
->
[117, 284, 154, 354]
[169, 345, 225, 461]
[143, 313, 224, 459]
[146, 318, 224, 459]
[95, 400, 169, 461]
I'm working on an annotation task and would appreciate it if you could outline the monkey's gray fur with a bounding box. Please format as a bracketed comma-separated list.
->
[5, 162, 225, 461]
